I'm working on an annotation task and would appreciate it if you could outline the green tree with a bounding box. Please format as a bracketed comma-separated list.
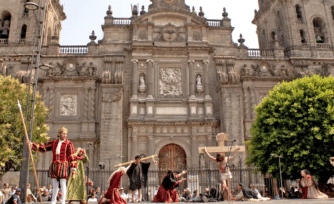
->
[0, 75, 49, 179]
[246, 75, 334, 184]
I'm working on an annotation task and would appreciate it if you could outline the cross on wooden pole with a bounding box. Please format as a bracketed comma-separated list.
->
[198, 133, 246, 154]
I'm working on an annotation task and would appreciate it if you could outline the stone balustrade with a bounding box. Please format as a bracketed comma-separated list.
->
[59, 46, 88, 54]
[0, 39, 8, 44]
[113, 18, 132, 25]
[247, 49, 274, 58]
[207, 20, 221, 27]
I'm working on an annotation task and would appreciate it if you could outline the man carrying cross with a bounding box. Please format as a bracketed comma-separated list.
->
[200, 132, 244, 200]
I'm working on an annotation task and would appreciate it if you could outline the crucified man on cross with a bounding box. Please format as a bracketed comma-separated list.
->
[203, 145, 240, 198]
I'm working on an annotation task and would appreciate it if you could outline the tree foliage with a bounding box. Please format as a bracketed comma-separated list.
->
[246, 75, 334, 183]
[0, 75, 49, 176]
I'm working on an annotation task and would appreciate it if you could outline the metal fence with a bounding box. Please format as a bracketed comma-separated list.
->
[26, 167, 294, 199]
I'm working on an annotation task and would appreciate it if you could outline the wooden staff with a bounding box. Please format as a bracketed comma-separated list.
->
[17, 100, 43, 204]
[114, 155, 158, 168]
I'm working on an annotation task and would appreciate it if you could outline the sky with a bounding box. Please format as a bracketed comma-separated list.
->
[59, 0, 259, 48]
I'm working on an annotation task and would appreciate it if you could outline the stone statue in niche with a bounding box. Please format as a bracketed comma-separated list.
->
[60, 95, 77, 116]
[138, 75, 146, 93]
[159, 67, 182, 96]
[196, 75, 203, 93]
[102, 71, 112, 84]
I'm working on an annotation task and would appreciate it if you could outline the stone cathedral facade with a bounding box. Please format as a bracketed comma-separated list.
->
[1, 0, 334, 170]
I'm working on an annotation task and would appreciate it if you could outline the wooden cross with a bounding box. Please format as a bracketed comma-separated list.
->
[198, 133, 246, 154]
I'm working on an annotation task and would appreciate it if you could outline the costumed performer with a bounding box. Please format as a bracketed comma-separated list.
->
[28, 126, 76, 204]
[203, 146, 240, 200]
[299, 169, 328, 199]
[66, 148, 90, 204]
[127, 155, 158, 202]
[99, 162, 133, 204]
[153, 170, 187, 203]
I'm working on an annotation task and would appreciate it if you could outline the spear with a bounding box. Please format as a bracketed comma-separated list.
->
[17, 99, 43, 204]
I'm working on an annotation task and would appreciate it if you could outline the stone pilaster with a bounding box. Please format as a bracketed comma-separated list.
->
[188, 60, 195, 98]
[100, 84, 123, 168]
[218, 85, 244, 145]
[146, 59, 154, 98]
[148, 136, 154, 156]
[203, 60, 210, 99]
[191, 135, 199, 167]
[131, 59, 139, 99]
[132, 135, 138, 158]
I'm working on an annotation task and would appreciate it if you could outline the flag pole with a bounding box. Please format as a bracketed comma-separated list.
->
[17, 99, 43, 204]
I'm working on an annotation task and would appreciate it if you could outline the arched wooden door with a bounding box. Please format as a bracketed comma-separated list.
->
[158, 143, 187, 190]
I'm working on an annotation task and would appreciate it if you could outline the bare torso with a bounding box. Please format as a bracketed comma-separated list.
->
[217, 158, 228, 173]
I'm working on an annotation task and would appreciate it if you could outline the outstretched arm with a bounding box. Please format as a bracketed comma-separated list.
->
[330, 157, 334, 167]
[177, 170, 187, 178]
[228, 146, 240, 161]
[203, 147, 217, 162]
[125, 161, 133, 172]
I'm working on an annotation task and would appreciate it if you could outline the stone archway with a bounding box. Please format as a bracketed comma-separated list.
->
[158, 143, 187, 171]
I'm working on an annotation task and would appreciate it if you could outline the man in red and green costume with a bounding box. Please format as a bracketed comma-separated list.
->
[29, 126, 76, 204]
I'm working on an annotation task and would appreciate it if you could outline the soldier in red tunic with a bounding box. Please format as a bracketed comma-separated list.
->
[29, 126, 77, 204]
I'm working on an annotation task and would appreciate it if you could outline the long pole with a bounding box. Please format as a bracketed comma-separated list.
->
[20, 0, 46, 203]
[19, 0, 44, 200]
[279, 157, 283, 198]
[18, 100, 43, 204]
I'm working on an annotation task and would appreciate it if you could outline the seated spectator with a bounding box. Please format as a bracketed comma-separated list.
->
[26, 194, 35, 204]
[88, 193, 98, 203]
[6, 188, 21, 204]
[10, 187, 16, 196]
[95, 187, 101, 199]
[189, 190, 200, 202]
[119, 187, 128, 201]
[48, 185, 52, 194]
[181, 188, 191, 201]
[38, 189, 51, 202]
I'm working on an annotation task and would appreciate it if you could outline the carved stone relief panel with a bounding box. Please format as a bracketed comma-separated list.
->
[60, 94, 77, 116]
[159, 67, 183, 96]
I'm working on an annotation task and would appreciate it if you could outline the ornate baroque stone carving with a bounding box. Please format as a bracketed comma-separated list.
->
[60, 95, 77, 116]
[102, 87, 122, 102]
[159, 67, 182, 96]
[155, 24, 184, 42]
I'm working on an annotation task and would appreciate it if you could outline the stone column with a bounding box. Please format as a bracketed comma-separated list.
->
[148, 136, 154, 156]
[146, 59, 154, 98]
[203, 60, 210, 99]
[191, 135, 199, 167]
[188, 60, 195, 98]
[131, 59, 139, 99]
[132, 135, 138, 158]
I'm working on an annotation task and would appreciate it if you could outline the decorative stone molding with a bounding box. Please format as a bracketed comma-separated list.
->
[290, 60, 312, 78]
[102, 85, 123, 102]
[215, 58, 240, 85]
